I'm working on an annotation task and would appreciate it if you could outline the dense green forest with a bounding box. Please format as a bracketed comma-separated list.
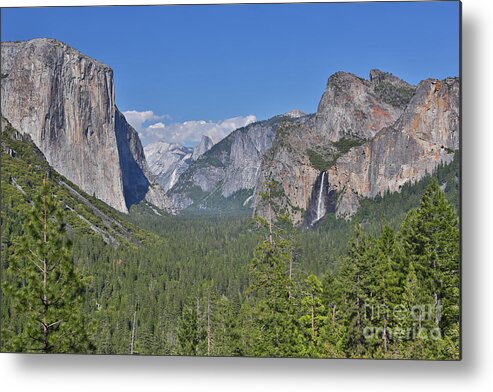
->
[1, 123, 460, 359]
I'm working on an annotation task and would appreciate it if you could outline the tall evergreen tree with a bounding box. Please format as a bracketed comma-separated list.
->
[176, 297, 206, 355]
[298, 274, 328, 356]
[368, 225, 405, 354]
[3, 179, 90, 353]
[397, 259, 432, 359]
[319, 270, 346, 357]
[245, 229, 305, 357]
[334, 224, 376, 357]
[245, 180, 305, 357]
[400, 180, 460, 357]
[399, 179, 460, 341]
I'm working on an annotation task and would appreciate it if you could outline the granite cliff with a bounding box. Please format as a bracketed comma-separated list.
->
[144, 134, 215, 193]
[168, 111, 304, 210]
[315, 70, 414, 142]
[166, 69, 457, 224]
[192, 135, 214, 161]
[253, 71, 459, 225]
[327, 77, 459, 219]
[144, 141, 194, 192]
[1, 39, 458, 223]
[1, 38, 172, 213]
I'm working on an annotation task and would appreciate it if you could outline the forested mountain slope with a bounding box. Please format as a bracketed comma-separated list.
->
[1, 117, 150, 247]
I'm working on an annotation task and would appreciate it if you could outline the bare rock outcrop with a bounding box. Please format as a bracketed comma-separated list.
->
[253, 71, 458, 225]
[192, 135, 214, 161]
[328, 77, 459, 219]
[168, 114, 282, 209]
[144, 141, 193, 192]
[315, 71, 414, 142]
[253, 115, 322, 224]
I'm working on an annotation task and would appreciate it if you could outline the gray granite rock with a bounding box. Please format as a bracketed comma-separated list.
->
[1, 38, 173, 213]
[144, 141, 193, 192]
[315, 71, 412, 142]
[253, 71, 458, 224]
[328, 77, 459, 219]
[168, 114, 283, 207]
[192, 135, 214, 161]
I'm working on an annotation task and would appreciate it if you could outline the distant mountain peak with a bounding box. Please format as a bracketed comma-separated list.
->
[144, 141, 194, 192]
[192, 135, 214, 161]
[144, 140, 192, 155]
[283, 109, 306, 119]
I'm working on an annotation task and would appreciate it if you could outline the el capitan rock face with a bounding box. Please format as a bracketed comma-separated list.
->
[1, 38, 172, 213]
[1, 39, 127, 211]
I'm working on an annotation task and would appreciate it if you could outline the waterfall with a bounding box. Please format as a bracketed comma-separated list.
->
[304, 171, 331, 228]
[316, 172, 325, 221]
[309, 171, 327, 226]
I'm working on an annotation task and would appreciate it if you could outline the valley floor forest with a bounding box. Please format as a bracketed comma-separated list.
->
[0, 120, 460, 359]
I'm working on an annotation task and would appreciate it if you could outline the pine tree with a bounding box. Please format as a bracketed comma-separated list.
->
[369, 225, 405, 354]
[3, 179, 90, 353]
[334, 224, 376, 357]
[398, 179, 460, 358]
[400, 260, 420, 333]
[397, 259, 431, 358]
[319, 270, 346, 357]
[245, 180, 305, 357]
[209, 294, 241, 356]
[298, 274, 328, 356]
[246, 236, 305, 357]
[176, 297, 206, 355]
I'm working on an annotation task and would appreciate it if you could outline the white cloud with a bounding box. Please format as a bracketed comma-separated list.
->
[123, 110, 256, 147]
[122, 110, 165, 132]
[148, 122, 165, 129]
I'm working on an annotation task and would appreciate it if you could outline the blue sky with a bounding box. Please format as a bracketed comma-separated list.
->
[1, 2, 460, 146]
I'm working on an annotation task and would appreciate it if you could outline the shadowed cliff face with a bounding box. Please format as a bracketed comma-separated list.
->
[1, 38, 173, 213]
[114, 108, 150, 207]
